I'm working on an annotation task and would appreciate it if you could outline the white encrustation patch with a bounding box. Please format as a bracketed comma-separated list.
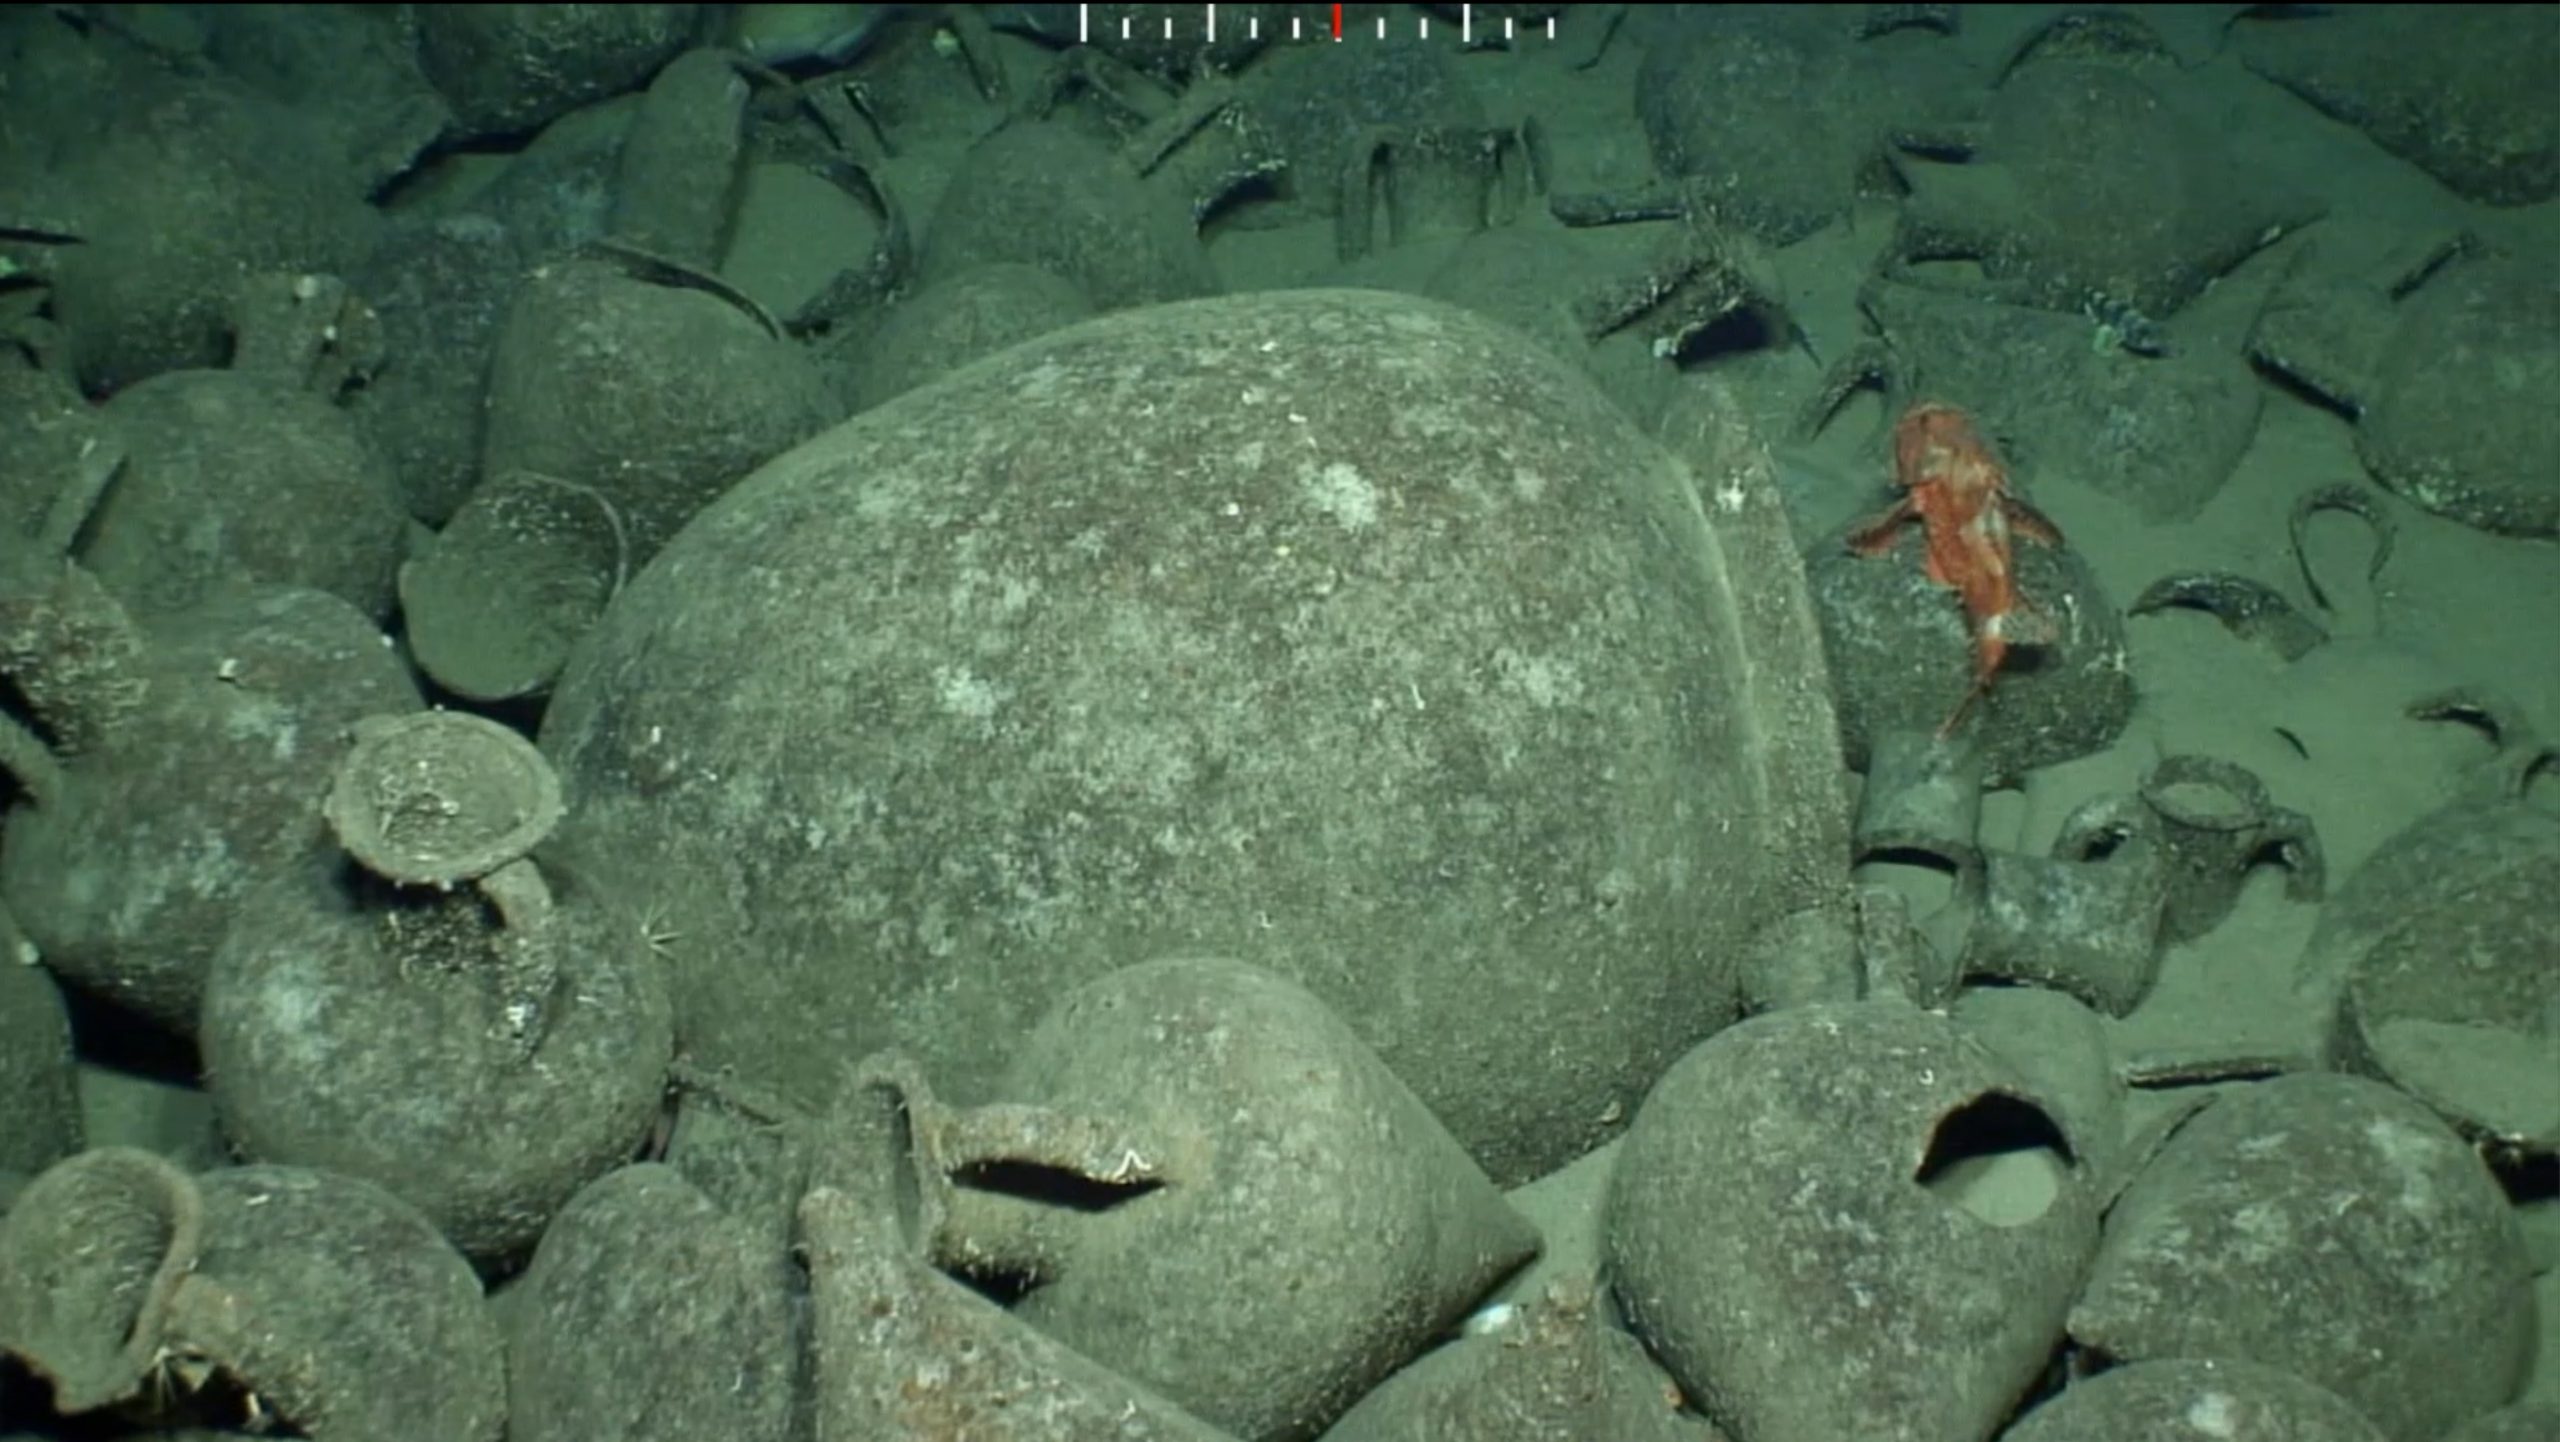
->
[2362, 1115, 2442, 1215]
[1459, 1301, 1517, 1337]
[1300, 461, 1380, 530]
[2184, 1389, 2237, 1436]
[932, 664, 1007, 723]
[1491, 647, 1583, 707]
[1014, 358, 1070, 399]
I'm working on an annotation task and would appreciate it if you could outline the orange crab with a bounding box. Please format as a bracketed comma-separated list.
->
[1847, 402, 2065, 737]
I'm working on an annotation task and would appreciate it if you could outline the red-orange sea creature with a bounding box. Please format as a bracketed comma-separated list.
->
[1847, 402, 2065, 736]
